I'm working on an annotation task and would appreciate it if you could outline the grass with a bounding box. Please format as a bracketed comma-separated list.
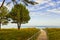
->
[0, 28, 40, 40]
[46, 28, 60, 40]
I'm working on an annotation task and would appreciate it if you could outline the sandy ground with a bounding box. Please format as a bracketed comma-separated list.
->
[36, 29, 48, 40]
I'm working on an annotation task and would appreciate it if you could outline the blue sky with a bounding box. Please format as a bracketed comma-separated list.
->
[0, 0, 60, 28]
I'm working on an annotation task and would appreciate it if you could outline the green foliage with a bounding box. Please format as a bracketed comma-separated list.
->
[9, 4, 30, 24]
[46, 28, 60, 40]
[0, 28, 40, 40]
[0, 6, 8, 25]
[0, 6, 8, 17]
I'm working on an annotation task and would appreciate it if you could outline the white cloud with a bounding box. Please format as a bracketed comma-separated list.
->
[28, 0, 57, 12]
[30, 11, 51, 17]
[35, 0, 52, 4]
[47, 8, 60, 14]
[35, 0, 44, 3]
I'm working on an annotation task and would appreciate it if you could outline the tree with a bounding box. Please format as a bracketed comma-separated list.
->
[0, 6, 8, 29]
[7, 4, 30, 30]
[0, 0, 38, 9]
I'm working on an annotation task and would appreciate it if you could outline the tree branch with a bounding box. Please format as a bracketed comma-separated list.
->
[0, 0, 5, 9]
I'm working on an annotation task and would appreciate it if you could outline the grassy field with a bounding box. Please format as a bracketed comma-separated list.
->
[46, 28, 60, 40]
[0, 28, 40, 40]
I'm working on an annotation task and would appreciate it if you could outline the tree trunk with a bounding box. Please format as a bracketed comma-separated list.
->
[0, 22, 1, 30]
[0, 0, 5, 9]
[17, 23, 21, 30]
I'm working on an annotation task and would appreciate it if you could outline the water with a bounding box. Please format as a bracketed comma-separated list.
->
[22, 26, 60, 29]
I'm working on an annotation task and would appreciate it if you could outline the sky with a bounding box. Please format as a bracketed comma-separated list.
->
[0, 0, 60, 28]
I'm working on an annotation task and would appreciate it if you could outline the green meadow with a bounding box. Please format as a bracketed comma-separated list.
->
[0, 28, 40, 40]
[46, 28, 60, 40]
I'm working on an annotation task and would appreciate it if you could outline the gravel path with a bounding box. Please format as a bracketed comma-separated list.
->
[37, 29, 48, 40]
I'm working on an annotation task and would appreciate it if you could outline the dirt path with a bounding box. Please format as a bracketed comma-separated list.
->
[37, 29, 48, 40]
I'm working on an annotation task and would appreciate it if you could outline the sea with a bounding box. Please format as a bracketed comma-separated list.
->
[1, 25, 60, 29]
